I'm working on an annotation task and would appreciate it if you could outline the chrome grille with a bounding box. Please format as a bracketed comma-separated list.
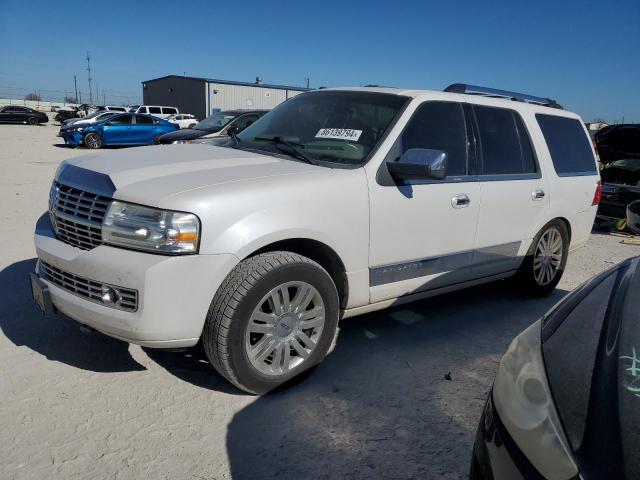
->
[39, 261, 138, 312]
[49, 182, 111, 250]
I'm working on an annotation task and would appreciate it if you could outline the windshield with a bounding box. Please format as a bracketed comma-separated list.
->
[195, 112, 237, 132]
[235, 90, 409, 165]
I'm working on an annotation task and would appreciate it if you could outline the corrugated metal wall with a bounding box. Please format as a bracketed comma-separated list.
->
[207, 83, 303, 113]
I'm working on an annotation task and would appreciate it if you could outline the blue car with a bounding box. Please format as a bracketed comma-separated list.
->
[61, 113, 178, 149]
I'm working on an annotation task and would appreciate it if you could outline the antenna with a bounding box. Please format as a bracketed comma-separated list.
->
[86, 52, 93, 104]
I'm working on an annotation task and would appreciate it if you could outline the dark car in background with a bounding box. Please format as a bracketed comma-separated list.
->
[596, 124, 640, 219]
[60, 112, 177, 149]
[0, 105, 48, 125]
[471, 256, 640, 480]
[157, 109, 267, 144]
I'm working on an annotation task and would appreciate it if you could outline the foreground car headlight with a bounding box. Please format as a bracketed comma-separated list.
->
[172, 140, 192, 144]
[102, 201, 200, 254]
[493, 320, 578, 480]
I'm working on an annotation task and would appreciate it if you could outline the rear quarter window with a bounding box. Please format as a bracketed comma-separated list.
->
[536, 114, 597, 176]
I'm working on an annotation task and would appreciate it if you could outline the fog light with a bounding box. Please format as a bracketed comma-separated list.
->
[101, 287, 119, 305]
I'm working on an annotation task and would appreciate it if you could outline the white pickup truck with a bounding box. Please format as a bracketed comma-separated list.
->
[32, 85, 600, 393]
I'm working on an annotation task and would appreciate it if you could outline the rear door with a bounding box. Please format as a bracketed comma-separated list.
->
[472, 105, 549, 277]
[133, 114, 158, 144]
[101, 114, 134, 144]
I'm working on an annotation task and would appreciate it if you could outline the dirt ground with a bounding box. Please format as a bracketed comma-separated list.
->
[1, 123, 638, 480]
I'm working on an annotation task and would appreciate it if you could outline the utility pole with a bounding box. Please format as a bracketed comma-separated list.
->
[95, 81, 99, 104]
[306, 77, 310, 89]
[73, 75, 78, 103]
[103, 90, 106, 105]
[86, 52, 93, 104]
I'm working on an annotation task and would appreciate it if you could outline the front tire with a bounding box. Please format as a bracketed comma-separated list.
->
[27, 117, 37, 125]
[84, 132, 103, 149]
[203, 251, 339, 394]
[516, 220, 569, 297]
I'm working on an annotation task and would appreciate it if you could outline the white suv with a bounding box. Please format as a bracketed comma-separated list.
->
[32, 85, 601, 393]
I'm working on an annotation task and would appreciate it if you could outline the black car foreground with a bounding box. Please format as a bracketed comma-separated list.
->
[597, 124, 640, 220]
[472, 256, 640, 480]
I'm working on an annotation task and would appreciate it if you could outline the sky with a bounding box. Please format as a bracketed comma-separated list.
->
[1, 0, 638, 123]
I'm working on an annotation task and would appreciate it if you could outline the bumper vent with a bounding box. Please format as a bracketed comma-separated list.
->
[49, 182, 111, 250]
[39, 260, 138, 312]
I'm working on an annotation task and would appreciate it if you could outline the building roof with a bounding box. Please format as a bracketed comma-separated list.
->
[142, 75, 310, 92]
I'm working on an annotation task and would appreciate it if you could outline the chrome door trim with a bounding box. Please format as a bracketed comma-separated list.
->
[369, 241, 522, 287]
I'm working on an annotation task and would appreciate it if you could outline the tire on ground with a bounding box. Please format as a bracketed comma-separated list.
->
[515, 219, 569, 297]
[202, 251, 340, 394]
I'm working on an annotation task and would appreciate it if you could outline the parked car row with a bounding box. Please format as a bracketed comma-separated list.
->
[59, 112, 177, 148]
[59, 108, 266, 148]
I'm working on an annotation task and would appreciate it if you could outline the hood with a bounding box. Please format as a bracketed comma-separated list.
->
[157, 128, 207, 143]
[541, 256, 640, 479]
[57, 144, 320, 205]
[595, 124, 640, 164]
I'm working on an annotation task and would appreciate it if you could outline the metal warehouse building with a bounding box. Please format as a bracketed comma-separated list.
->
[142, 75, 309, 120]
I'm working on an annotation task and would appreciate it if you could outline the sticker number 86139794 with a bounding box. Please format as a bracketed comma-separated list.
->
[315, 128, 362, 142]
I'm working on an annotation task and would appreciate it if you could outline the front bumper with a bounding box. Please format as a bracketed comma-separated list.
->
[471, 393, 546, 480]
[34, 213, 239, 348]
[60, 131, 84, 146]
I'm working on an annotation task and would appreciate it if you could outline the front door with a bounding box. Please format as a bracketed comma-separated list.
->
[368, 101, 480, 303]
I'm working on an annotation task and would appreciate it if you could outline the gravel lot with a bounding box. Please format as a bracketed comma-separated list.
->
[1, 123, 638, 480]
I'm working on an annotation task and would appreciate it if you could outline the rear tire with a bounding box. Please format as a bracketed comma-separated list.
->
[202, 251, 339, 394]
[515, 219, 569, 297]
[83, 132, 103, 149]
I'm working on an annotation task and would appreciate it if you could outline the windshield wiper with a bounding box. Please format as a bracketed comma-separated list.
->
[253, 136, 317, 165]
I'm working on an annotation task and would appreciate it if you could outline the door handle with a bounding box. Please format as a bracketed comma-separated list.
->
[451, 194, 471, 209]
[532, 189, 545, 201]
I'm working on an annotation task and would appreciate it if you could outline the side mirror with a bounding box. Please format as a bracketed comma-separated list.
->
[386, 148, 447, 180]
[226, 125, 238, 137]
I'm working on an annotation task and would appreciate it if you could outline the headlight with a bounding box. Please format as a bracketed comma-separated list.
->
[76, 127, 85, 132]
[493, 320, 578, 480]
[173, 140, 192, 144]
[102, 201, 200, 254]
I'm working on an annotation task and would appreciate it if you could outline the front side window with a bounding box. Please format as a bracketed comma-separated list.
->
[537, 114, 597, 176]
[236, 90, 409, 165]
[475, 106, 537, 176]
[195, 112, 237, 132]
[149, 107, 162, 114]
[108, 114, 133, 125]
[400, 101, 468, 176]
[233, 115, 259, 132]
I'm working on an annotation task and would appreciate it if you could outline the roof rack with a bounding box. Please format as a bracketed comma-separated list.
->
[444, 83, 563, 109]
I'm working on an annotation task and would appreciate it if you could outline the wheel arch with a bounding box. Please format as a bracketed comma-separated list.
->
[245, 238, 349, 309]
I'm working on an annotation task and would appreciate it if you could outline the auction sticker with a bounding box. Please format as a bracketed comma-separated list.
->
[315, 128, 362, 142]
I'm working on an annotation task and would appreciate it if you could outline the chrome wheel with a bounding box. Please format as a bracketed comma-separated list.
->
[84, 133, 101, 149]
[245, 281, 325, 376]
[533, 227, 563, 286]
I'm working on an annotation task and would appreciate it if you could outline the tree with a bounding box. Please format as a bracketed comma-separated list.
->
[24, 92, 41, 101]
[64, 96, 77, 103]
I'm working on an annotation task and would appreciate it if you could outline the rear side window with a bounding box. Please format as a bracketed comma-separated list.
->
[536, 114, 597, 176]
[149, 107, 162, 114]
[401, 101, 468, 176]
[475, 106, 537, 176]
[162, 107, 177, 114]
[135, 115, 154, 124]
[137, 107, 147, 113]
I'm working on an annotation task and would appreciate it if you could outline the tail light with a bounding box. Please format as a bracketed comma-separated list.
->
[592, 180, 602, 206]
